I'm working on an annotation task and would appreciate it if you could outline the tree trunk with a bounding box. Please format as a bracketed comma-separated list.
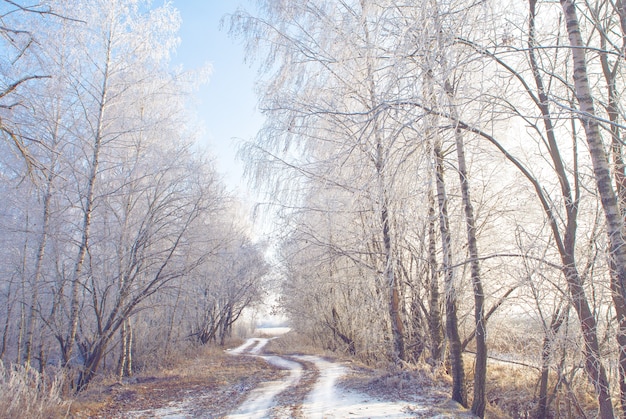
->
[409, 297, 426, 362]
[427, 187, 444, 366]
[330, 307, 356, 355]
[0, 276, 16, 361]
[220, 306, 233, 346]
[77, 337, 108, 392]
[424, 59, 466, 406]
[125, 320, 132, 377]
[116, 319, 132, 381]
[64, 33, 112, 366]
[537, 304, 567, 419]
[434, 139, 467, 407]
[599, 12, 626, 414]
[564, 260, 614, 419]
[447, 80, 486, 417]
[560, 1, 626, 417]
[359, 0, 405, 363]
[25, 183, 51, 366]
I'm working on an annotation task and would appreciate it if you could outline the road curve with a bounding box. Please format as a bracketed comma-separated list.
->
[226, 338, 304, 419]
[227, 335, 431, 418]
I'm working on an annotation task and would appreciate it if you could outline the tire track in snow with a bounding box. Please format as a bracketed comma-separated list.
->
[294, 355, 345, 418]
[227, 338, 304, 419]
[228, 336, 433, 418]
[295, 355, 423, 418]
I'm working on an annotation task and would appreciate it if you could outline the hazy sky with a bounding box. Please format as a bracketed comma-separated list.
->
[170, 1, 263, 195]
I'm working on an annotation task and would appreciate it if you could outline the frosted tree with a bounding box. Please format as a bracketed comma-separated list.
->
[0, 0, 216, 389]
[231, 0, 440, 364]
[0, 0, 57, 167]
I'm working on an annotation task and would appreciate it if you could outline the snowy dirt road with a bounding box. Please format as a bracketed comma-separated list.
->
[225, 337, 441, 418]
[227, 338, 304, 418]
[103, 331, 471, 418]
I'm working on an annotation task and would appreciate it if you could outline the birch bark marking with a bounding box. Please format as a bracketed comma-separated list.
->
[424, 61, 466, 406]
[598, 2, 626, 412]
[427, 186, 444, 366]
[426, 0, 467, 405]
[561, 1, 622, 417]
[63, 29, 112, 367]
[560, 0, 626, 293]
[24, 179, 51, 366]
[445, 79, 486, 417]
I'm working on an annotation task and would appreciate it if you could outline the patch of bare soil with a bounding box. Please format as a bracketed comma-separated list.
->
[70, 347, 286, 418]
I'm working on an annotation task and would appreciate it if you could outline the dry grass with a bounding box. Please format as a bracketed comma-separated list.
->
[0, 361, 70, 419]
[265, 330, 601, 417]
[479, 361, 537, 418]
[263, 330, 329, 357]
[345, 363, 452, 402]
[479, 360, 599, 418]
[69, 339, 284, 418]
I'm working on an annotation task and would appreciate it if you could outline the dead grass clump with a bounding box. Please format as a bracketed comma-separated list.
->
[264, 330, 327, 356]
[0, 361, 70, 419]
[482, 362, 598, 418]
[130, 341, 200, 374]
[343, 363, 451, 403]
[481, 362, 536, 418]
[130, 337, 248, 376]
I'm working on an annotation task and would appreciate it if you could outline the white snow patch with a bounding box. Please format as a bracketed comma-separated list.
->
[249, 338, 270, 354]
[228, 336, 277, 355]
[295, 355, 424, 419]
[119, 401, 191, 419]
[227, 352, 303, 419]
[227, 338, 259, 355]
[228, 336, 451, 418]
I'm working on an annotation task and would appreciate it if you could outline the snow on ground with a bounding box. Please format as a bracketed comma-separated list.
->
[226, 337, 259, 355]
[229, 338, 445, 418]
[227, 337, 272, 355]
[117, 333, 471, 418]
[121, 403, 189, 419]
[227, 338, 303, 419]
[295, 355, 422, 419]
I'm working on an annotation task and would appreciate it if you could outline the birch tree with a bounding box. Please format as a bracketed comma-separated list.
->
[0, 0, 269, 393]
[231, 0, 418, 362]
[555, 1, 626, 416]
[233, 1, 506, 411]
[415, 1, 619, 414]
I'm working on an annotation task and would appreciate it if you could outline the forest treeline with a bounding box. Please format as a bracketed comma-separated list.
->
[5, 0, 626, 418]
[0, 0, 267, 396]
[230, 0, 626, 418]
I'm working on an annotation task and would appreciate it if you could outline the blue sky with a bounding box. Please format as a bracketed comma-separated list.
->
[170, 1, 263, 194]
